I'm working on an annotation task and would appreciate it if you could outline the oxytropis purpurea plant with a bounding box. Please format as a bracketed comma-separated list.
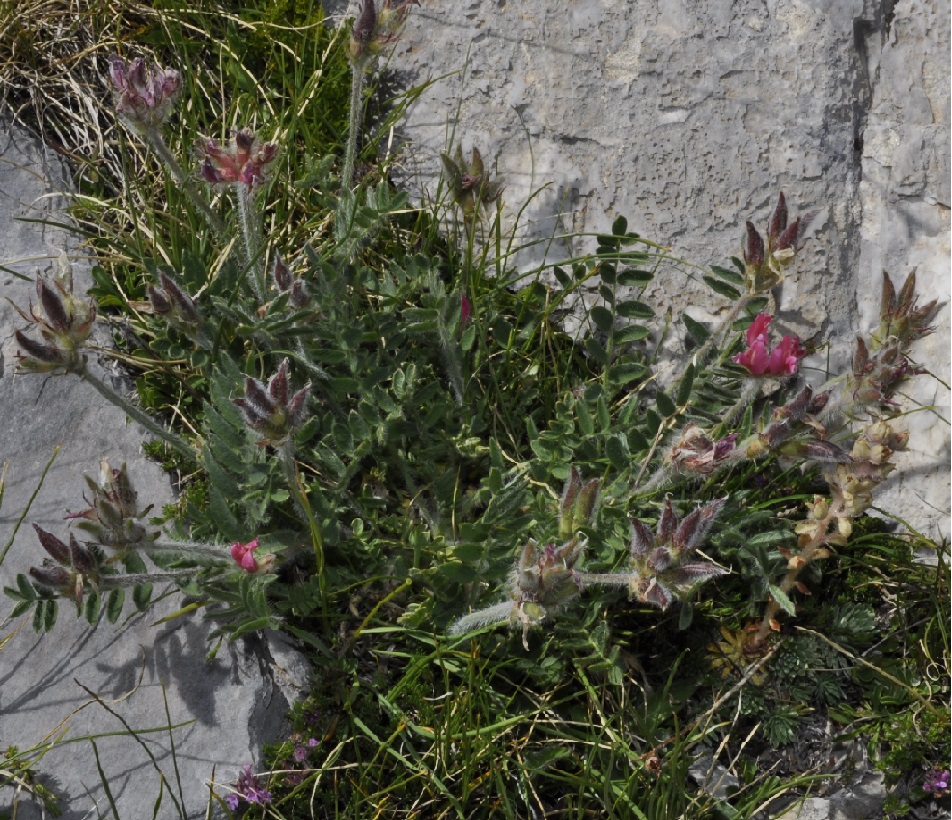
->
[2, 4, 947, 813]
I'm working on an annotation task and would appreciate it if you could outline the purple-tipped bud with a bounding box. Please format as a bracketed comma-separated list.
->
[30, 565, 73, 592]
[67, 533, 97, 575]
[672, 498, 726, 553]
[268, 359, 290, 406]
[630, 518, 654, 558]
[773, 217, 801, 252]
[286, 386, 312, 430]
[768, 192, 788, 244]
[14, 331, 68, 370]
[657, 498, 677, 546]
[744, 221, 765, 270]
[34, 524, 70, 565]
[37, 277, 70, 331]
[273, 254, 293, 291]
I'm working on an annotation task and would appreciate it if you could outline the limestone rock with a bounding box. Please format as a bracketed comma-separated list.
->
[0, 119, 304, 819]
[364, 0, 949, 538]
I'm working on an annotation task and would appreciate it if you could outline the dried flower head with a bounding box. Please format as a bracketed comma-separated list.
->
[349, 0, 419, 68]
[440, 145, 505, 218]
[628, 498, 728, 609]
[107, 55, 181, 133]
[67, 461, 158, 553]
[148, 271, 204, 336]
[14, 254, 97, 374]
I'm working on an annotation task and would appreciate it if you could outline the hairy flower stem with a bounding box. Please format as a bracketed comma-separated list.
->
[343, 66, 367, 188]
[142, 130, 225, 233]
[751, 506, 838, 648]
[102, 569, 196, 587]
[719, 378, 762, 431]
[78, 366, 196, 461]
[236, 185, 265, 303]
[278, 442, 327, 620]
[138, 540, 232, 558]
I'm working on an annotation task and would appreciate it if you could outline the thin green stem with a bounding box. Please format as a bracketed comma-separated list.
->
[77, 365, 196, 461]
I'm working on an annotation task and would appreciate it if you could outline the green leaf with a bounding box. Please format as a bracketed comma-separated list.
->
[596, 396, 611, 432]
[33, 600, 47, 632]
[768, 584, 797, 616]
[133, 583, 153, 612]
[678, 601, 694, 630]
[576, 399, 595, 436]
[611, 215, 628, 236]
[617, 268, 654, 286]
[590, 305, 614, 333]
[553, 266, 572, 288]
[10, 599, 34, 619]
[585, 337, 608, 365]
[43, 600, 57, 632]
[745, 296, 770, 316]
[747, 530, 795, 547]
[106, 588, 125, 623]
[683, 314, 710, 346]
[614, 324, 650, 345]
[710, 265, 744, 285]
[616, 300, 655, 320]
[607, 361, 647, 389]
[656, 390, 677, 417]
[84, 591, 101, 625]
[676, 364, 696, 406]
[438, 562, 476, 584]
[17, 573, 36, 601]
[606, 434, 630, 470]
[702, 276, 741, 299]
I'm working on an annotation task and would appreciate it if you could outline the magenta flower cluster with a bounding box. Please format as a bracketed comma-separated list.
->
[230, 539, 274, 574]
[733, 313, 804, 377]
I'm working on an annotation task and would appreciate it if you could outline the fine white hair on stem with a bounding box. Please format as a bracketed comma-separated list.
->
[448, 601, 514, 635]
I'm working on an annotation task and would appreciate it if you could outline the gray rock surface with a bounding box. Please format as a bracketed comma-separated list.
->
[364, 0, 950, 539]
[0, 120, 300, 819]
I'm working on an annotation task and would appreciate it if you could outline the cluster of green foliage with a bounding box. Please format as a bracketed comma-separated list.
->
[0, 1, 948, 818]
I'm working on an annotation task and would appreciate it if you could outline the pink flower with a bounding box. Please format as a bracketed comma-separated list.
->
[733, 313, 804, 377]
[230, 538, 274, 574]
[198, 128, 279, 187]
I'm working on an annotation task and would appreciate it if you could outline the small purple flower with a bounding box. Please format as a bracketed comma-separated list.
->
[924, 768, 950, 796]
[227, 764, 272, 809]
